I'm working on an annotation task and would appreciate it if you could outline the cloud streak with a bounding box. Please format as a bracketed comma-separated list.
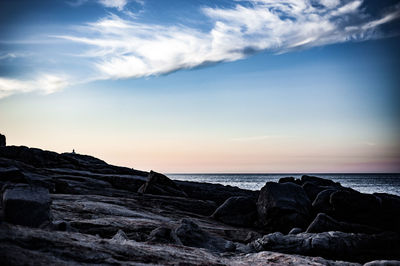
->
[58, 0, 400, 80]
[1, 0, 399, 98]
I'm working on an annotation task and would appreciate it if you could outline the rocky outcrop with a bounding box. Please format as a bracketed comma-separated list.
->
[306, 213, 381, 234]
[1, 145, 400, 265]
[138, 170, 188, 197]
[257, 182, 311, 233]
[211, 196, 257, 227]
[2, 184, 51, 227]
[251, 231, 400, 263]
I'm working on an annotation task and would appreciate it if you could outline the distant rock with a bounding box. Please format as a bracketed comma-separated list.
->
[211, 196, 257, 227]
[0, 133, 5, 147]
[257, 182, 311, 233]
[301, 175, 340, 187]
[2, 184, 51, 227]
[174, 218, 236, 253]
[138, 170, 188, 198]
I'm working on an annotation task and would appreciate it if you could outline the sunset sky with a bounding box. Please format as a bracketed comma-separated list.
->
[1, 0, 399, 173]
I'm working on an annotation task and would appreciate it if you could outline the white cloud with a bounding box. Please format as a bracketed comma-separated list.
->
[0, 74, 69, 99]
[56, 0, 399, 81]
[98, 0, 128, 11]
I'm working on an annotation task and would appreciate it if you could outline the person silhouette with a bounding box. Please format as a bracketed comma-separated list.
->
[72, 149, 75, 154]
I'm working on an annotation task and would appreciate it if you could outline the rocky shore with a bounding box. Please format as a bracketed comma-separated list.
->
[1, 143, 400, 265]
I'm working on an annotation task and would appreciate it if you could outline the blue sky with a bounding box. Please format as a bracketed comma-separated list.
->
[0, 0, 399, 173]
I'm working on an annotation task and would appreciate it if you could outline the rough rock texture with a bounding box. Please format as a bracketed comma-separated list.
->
[251, 231, 400, 263]
[257, 182, 311, 233]
[0, 134, 5, 147]
[2, 184, 51, 227]
[211, 196, 257, 227]
[306, 213, 381, 234]
[138, 170, 188, 197]
[1, 145, 400, 265]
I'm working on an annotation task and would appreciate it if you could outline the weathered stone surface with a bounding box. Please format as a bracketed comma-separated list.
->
[251, 231, 400, 263]
[289, 228, 303, 234]
[306, 213, 381, 234]
[211, 196, 257, 227]
[175, 218, 236, 252]
[2, 184, 51, 227]
[312, 188, 339, 215]
[138, 170, 188, 198]
[302, 182, 328, 202]
[364, 260, 400, 266]
[257, 182, 311, 233]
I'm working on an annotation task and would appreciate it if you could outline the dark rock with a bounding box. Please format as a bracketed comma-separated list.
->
[302, 182, 327, 202]
[0, 134, 5, 147]
[312, 188, 339, 215]
[211, 196, 257, 227]
[138, 170, 188, 198]
[373, 193, 400, 232]
[251, 231, 400, 263]
[306, 213, 381, 234]
[147, 227, 182, 244]
[111, 229, 129, 242]
[2, 184, 51, 227]
[289, 228, 303, 234]
[257, 182, 311, 233]
[278, 177, 301, 185]
[301, 175, 340, 187]
[175, 180, 258, 205]
[330, 191, 383, 229]
[0, 166, 26, 184]
[174, 218, 235, 253]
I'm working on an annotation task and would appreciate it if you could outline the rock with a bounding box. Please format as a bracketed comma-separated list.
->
[2, 184, 51, 227]
[330, 191, 382, 229]
[0, 166, 26, 184]
[312, 188, 339, 215]
[302, 182, 329, 202]
[306, 213, 381, 234]
[111, 229, 129, 242]
[301, 175, 340, 187]
[373, 193, 400, 232]
[211, 196, 257, 227]
[289, 228, 303, 234]
[175, 180, 258, 205]
[257, 182, 311, 233]
[174, 218, 236, 253]
[0, 134, 5, 147]
[364, 260, 400, 266]
[251, 231, 400, 263]
[138, 170, 188, 198]
[147, 226, 182, 244]
[278, 177, 301, 185]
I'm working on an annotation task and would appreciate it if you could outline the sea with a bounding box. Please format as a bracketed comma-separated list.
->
[167, 173, 400, 196]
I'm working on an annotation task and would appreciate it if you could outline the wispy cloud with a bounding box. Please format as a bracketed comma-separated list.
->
[1, 0, 399, 98]
[58, 0, 400, 80]
[230, 135, 294, 142]
[0, 74, 69, 99]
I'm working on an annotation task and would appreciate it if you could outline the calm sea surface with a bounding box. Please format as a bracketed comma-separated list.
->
[167, 173, 400, 196]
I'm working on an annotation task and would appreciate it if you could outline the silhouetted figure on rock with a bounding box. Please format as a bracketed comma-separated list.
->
[0, 133, 5, 147]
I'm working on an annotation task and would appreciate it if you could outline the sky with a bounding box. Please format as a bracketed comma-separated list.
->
[0, 0, 399, 173]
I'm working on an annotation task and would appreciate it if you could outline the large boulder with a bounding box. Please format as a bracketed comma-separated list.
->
[2, 184, 51, 227]
[330, 191, 383, 229]
[301, 175, 340, 187]
[211, 196, 257, 227]
[373, 193, 400, 232]
[257, 182, 311, 233]
[174, 218, 235, 253]
[0, 133, 5, 147]
[251, 231, 400, 263]
[306, 213, 381, 234]
[312, 188, 339, 215]
[138, 171, 187, 198]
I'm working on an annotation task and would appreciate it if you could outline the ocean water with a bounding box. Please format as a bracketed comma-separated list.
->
[168, 173, 400, 196]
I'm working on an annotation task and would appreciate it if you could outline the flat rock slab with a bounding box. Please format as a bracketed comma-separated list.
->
[2, 185, 51, 227]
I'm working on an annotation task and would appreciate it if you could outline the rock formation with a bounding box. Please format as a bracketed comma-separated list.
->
[0, 145, 399, 265]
